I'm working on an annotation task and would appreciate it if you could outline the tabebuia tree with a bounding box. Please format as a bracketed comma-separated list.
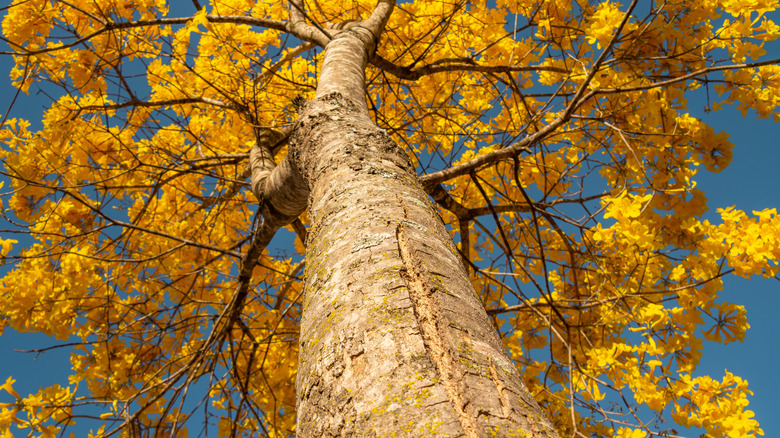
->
[1, 0, 778, 436]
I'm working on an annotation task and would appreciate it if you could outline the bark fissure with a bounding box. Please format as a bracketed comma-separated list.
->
[396, 206, 481, 438]
[488, 362, 512, 419]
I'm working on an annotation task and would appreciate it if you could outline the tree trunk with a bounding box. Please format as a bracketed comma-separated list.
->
[285, 28, 559, 438]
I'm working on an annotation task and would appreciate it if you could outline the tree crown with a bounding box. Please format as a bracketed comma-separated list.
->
[1, 0, 779, 436]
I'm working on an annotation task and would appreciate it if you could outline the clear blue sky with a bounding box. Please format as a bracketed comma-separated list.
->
[1, 6, 778, 438]
[690, 107, 780, 437]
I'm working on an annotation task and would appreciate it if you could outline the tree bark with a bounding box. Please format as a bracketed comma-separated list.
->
[280, 25, 559, 438]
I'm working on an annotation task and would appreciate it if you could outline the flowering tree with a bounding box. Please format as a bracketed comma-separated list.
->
[1, 0, 779, 436]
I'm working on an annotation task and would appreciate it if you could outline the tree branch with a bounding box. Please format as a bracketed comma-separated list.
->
[4, 14, 290, 56]
[370, 54, 569, 81]
[421, 0, 640, 187]
[593, 57, 780, 94]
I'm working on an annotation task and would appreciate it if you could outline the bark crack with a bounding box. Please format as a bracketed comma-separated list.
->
[396, 202, 481, 438]
[489, 362, 512, 419]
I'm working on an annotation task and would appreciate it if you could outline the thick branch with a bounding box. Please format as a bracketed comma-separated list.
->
[371, 54, 569, 81]
[249, 126, 308, 228]
[249, 127, 290, 202]
[355, 0, 396, 50]
[5, 14, 290, 56]
[289, 0, 332, 46]
[75, 96, 234, 113]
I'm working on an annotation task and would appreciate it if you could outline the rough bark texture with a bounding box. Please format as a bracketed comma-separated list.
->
[287, 29, 559, 438]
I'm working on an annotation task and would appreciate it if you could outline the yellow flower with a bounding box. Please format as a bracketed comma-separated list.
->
[0, 378, 19, 399]
[615, 427, 647, 438]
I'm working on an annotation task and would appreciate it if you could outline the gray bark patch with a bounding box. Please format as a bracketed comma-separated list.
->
[351, 233, 390, 252]
[401, 219, 426, 232]
[365, 165, 396, 178]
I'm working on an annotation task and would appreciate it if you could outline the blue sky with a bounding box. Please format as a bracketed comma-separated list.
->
[684, 21, 780, 436]
[689, 106, 780, 437]
[1, 4, 779, 438]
